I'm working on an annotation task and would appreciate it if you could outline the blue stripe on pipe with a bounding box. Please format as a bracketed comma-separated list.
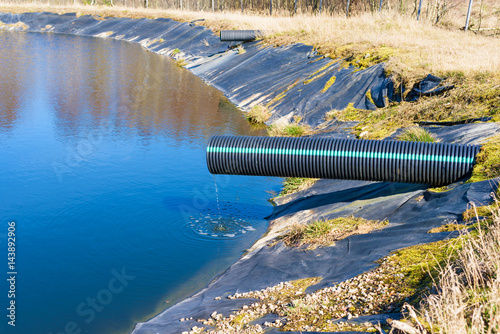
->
[206, 146, 474, 164]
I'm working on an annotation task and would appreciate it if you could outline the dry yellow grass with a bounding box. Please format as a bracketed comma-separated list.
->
[1, 2, 499, 86]
[246, 105, 271, 124]
[395, 203, 500, 334]
[424, 223, 500, 333]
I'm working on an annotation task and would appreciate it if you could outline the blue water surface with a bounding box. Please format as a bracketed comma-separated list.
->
[0, 31, 281, 334]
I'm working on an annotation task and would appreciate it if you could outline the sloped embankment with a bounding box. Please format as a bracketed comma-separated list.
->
[2, 12, 499, 334]
[130, 123, 498, 334]
[0, 11, 451, 129]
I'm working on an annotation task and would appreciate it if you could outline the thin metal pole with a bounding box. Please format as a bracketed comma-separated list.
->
[212, 0, 214, 11]
[319, 0, 323, 13]
[270, 0, 272, 15]
[346, 0, 351, 17]
[417, 0, 422, 20]
[241, 0, 243, 13]
[465, 0, 473, 31]
[294, 0, 297, 14]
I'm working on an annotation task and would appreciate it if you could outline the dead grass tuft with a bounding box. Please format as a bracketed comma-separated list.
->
[0, 20, 28, 30]
[236, 44, 246, 54]
[246, 105, 271, 124]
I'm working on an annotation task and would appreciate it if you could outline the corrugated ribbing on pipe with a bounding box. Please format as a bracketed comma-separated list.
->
[220, 30, 262, 42]
[206, 136, 481, 186]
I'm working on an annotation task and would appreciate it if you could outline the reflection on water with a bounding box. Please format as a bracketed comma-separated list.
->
[0, 30, 255, 142]
[0, 31, 280, 334]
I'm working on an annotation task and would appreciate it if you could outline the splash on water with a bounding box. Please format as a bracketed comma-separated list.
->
[189, 213, 256, 237]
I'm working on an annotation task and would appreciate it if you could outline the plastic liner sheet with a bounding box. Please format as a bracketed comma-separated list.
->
[131, 124, 498, 334]
[1, 12, 497, 333]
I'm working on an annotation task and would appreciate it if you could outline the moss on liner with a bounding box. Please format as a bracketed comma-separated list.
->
[197, 237, 464, 333]
[303, 61, 337, 85]
[266, 79, 301, 108]
[468, 134, 500, 183]
[323, 78, 500, 140]
[428, 223, 468, 233]
[321, 75, 336, 93]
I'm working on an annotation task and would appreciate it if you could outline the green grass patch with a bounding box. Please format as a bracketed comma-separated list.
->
[396, 127, 439, 142]
[279, 177, 318, 196]
[267, 123, 307, 137]
[325, 103, 365, 122]
[280, 216, 388, 249]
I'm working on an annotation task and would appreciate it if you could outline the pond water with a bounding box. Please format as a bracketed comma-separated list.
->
[0, 31, 281, 334]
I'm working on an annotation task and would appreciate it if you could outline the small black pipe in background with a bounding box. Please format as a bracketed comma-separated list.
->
[220, 30, 263, 42]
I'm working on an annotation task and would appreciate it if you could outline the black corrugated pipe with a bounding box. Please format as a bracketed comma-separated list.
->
[206, 136, 480, 186]
[220, 30, 263, 42]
